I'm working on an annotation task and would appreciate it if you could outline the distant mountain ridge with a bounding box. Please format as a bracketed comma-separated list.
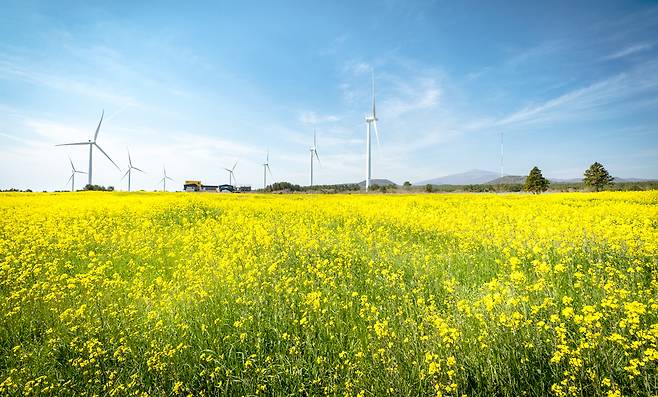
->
[415, 169, 500, 186]
[418, 170, 657, 186]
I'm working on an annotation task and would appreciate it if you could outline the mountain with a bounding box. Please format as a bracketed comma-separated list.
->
[357, 179, 397, 187]
[416, 169, 500, 186]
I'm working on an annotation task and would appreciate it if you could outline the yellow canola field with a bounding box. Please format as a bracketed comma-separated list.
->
[0, 191, 657, 396]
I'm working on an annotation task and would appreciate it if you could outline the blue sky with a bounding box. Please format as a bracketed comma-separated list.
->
[1, 0, 658, 190]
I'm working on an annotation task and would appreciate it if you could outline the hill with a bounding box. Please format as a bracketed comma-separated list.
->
[416, 169, 499, 185]
[486, 175, 526, 184]
[357, 179, 397, 187]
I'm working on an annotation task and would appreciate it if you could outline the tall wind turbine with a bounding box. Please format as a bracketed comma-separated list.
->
[224, 160, 238, 186]
[500, 132, 504, 179]
[309, 129, 320, 186]
[122, 148, 145, 192]
[56, 110, 120, 186]
[262, 151, 272, 189]
[66, 156, 86, 192]
[364, 71, 380, 192]
[159, 166, 174, 192]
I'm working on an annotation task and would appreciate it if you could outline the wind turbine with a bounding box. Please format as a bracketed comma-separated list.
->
[309, 129, 320, 186]
[224, 160, 238, 186]
[262, 151, 272, 189]
[500, 132, 504, 179]
[66, 156, 86, 192]
[122, 148, 145, 192]
[56, 110, 120, 186]
[159, 166, 174, 192]
[364, 71, 380, 192]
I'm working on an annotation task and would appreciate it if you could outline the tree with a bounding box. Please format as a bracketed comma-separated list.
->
[403, 181, 412, 189]
[524, 166, 550, 194]
[583, 162, 613, 192]
[425, 184, 434, 193]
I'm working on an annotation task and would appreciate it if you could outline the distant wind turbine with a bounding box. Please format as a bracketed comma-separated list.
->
[364, 71, 381, 192]
[66, 156, 86, 192]
[310, 129, 320, 186]
[224, 160, 238, 186]
[500, 132, 504, 179]
[122, 148, 145, 192]
[56, 110, 120, 186]
[159, 166, 174, 192]
[263, 151, 272, 189]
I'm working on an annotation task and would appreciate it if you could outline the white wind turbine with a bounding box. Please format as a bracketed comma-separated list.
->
[309, 129, 320, 186]
[56, 110, 120, 186]
[224, 160, 238, 186]
[159, 166, 174, 192]
[122, 149, 145, 192]
[262, 151, 272, 189]
[364, 71, 380, 192]
[66, 156, 87, 192]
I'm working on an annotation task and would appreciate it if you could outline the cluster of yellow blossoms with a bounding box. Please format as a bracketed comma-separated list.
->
[0, 191, 656, 396]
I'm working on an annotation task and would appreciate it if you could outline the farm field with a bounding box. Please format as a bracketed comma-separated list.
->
[1, 192, 657, 396]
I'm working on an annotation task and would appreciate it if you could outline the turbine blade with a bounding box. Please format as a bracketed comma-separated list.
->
[314, 128, 317, 147]
[315, 149, 321, 164]
[76, 170, 87, 174]
[232, 160, 238, 171]
[223, 168, 232, 172]
[94, 143, 120, 170]
[132, 166, 145, 173]
[67, 173, 74, 184]
[93, 110, 104, 142]
[56, 142, 90, 146]
[68, 156, 75, 170]
[127, 148, 132, 167]
[121, 169, 130, 180]
[373, 120, 381, 150]
[267, 164, 272, 177]
[166, 176, 174, 181]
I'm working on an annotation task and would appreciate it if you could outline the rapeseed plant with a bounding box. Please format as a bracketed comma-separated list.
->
[0, 191, 656, 396]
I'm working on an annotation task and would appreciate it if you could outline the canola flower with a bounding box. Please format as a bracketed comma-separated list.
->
[0, 191, 657, 396]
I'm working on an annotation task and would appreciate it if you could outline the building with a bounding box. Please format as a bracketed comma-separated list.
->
[183, 180, 245, 193]
[184, 180, 202, 192]
[183, 180, 219, 192]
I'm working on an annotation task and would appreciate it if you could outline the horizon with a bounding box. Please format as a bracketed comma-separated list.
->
[2, 1, 658, 191]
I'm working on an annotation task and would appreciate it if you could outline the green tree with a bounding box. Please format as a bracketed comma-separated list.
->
[524, 166, 550, 194]
[425, 184, 434, 193]
[403, 181, 412, 189]
[583, 162, 614, 192]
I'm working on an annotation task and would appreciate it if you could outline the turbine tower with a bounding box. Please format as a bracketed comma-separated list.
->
[309, 129, 320, 186]
[364, 71, 380, 192]
[66, 156, 86, 192]
[224, 160, 238, 186]
[122, 148, 145, 192]
[159, 166, 174, 192]
[500, 132, 504, 179]
[56, 110, 120, 186]
[262, 151, 272, 189]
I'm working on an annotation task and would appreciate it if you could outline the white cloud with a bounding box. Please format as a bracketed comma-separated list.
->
[603, 42, 654, 60]
[298, 111, 340, 125]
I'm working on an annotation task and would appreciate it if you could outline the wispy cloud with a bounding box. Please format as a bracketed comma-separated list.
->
[298, 111, 340, 125]
[603, 42, 654, 60]
[0, 56, 144, 108]
[486, 59, 658, 129]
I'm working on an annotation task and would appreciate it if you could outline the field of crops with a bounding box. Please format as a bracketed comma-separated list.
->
[1, 192, 657, 396]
